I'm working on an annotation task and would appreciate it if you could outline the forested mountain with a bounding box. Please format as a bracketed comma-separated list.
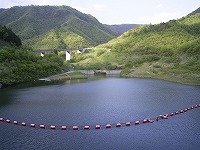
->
[105, 24, 141, 35]
[73, 8, 200, 85]
[0, 5, 117, 49]
[100, 14, 200, 55]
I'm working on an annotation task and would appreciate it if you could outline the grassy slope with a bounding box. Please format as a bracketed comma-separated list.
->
[73, 13, 200, 85]
[50, 71, 87, 81]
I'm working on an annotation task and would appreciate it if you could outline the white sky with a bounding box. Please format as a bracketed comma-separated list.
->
[0, 0, 199, 24]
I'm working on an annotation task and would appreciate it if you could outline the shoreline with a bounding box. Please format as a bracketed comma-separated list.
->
[121, 74, 200, 86]
[1, 71, 199, 89]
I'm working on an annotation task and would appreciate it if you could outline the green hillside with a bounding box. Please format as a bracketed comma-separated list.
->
[0, 5, 117, 49]
[99, 13, 200, 54]
[25, 29, 91, 50]
[73, 9, 200, 85]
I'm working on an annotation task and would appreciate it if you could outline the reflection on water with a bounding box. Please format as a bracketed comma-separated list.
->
[0, 91, 11, 106]
[2, 76, 108, 90]
[0, 78, 200, 150]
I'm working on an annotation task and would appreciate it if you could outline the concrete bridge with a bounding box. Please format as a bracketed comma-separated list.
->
[79, 70, 122, 76]
[33, 48, 86, 61]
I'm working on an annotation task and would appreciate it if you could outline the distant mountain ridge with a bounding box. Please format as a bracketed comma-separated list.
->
[105, 24, 141, 35]
[0, 5, 117, 49]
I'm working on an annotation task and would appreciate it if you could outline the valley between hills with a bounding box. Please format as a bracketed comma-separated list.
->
[0, 6, 200, 86]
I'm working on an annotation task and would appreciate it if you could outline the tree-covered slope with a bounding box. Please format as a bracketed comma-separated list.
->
[0, 47, 67, 86]
[99, 13, 200, 55]
[0, 5, 117, 49]
[25, 29, 91, 50]
[0, 25, 67, 87]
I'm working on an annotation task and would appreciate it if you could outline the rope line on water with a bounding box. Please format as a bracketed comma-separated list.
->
[0, 104, 200, 131]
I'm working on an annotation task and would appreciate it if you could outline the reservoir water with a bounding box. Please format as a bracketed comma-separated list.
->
[0, 78, 200, 150]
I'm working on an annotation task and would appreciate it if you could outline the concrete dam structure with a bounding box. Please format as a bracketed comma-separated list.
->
[79, 70, 122, 76]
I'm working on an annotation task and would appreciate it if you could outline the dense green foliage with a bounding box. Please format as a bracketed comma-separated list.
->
[0, 25, 21, 47]
[0, 5, 117, 49]
[0, 47, 67, 85]
[25, 29, 91, 50]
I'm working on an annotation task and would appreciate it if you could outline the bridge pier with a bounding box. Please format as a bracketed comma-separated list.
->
[33, 49, 86, 61]
[66, 50, 72, 61]
[41, 51, 48, 57]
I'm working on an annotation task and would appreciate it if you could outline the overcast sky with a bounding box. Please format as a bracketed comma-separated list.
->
[0, 0, 199, 24]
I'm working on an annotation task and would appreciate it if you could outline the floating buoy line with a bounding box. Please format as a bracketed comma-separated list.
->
[0, 104, 200, 131]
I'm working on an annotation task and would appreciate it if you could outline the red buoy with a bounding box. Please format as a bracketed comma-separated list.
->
[6, 119, 10, 123]
[126, 122, 131, 126]
[95, 125, 101, 129]
[116, 123, 121, 127]
[22, 122, 26, 126]
[135, 121, 140, 125]
[73, 126, 78, 130]
[162, 115, 168, 119]
[106, 124, 111, 128]
[40, 125, 45, 129]
[198, 104, 200, 107]
[61, 126, 67, 130]
[184, 109, 187, 112]
[13, 121, 18, 125]
[191, 106, 194, 109]
[84, 125, 90, 129]
[175, 111, 179, 115]
[195, 105, 198, 108]
[30, 123, 35, 127]
[149, 120, 154, 123]
[143, 119, 148, 123]
[180, 110, 184, 113]
[170, 113, 174, 116]
[0, 118, 3, 121]
[50, 125, 56, 129]
[187, 107, 191, 110]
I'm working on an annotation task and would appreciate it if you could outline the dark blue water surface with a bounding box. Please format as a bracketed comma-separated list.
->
[0, 78, 200, 150]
